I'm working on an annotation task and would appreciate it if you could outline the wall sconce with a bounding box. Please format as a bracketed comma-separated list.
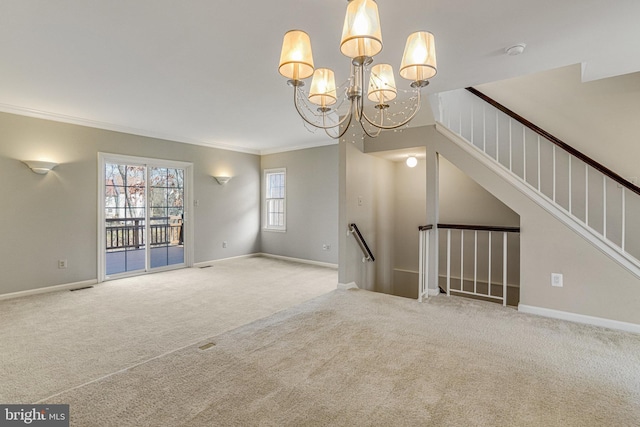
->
[406, 156, 418, 168]
[213, 176, 232, 185]
[23, 160, 58, 174]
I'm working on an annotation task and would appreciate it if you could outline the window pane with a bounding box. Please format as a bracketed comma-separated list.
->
[175, 169, 184, 187]
[168, 188, 184, 209]
[265, 169, 285, 229]
[151, 207, 167, 218]
[267, 172, 285, 198]
[167, 168, 182, 188]
[127, 165, 145, 183]
[150, 187, 168, 209]
[266, 198, 284, 227]
[150, 167, 167, 187]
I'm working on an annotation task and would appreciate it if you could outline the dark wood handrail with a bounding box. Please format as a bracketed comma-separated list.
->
[420, 223, 518, 232]
[349, 223, 375, 262]
[438, 223, 520, 233]
[465, 87, 640, 197]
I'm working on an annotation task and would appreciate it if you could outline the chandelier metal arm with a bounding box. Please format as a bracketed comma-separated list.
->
[350, 63, 382, 138]
[324, 105, 355, 140]
[354, 95, 382, 138]
[359, 89, 423, 130]
[292, 84, 353, 131]
[360, 120, 383, 138]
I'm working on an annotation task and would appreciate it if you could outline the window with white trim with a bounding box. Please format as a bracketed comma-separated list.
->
[264, 168, 286, 231]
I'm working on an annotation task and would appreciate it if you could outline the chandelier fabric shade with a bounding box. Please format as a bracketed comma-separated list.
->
[367, 63, 397, 103]
[340, 0, 383, 59]
[309, 68, 337, 107]
[278, 30, 315, 80]
[399, 31, 437, 83]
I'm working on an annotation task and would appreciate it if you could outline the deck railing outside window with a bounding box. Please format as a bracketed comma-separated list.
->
[105, 217, 183, 250]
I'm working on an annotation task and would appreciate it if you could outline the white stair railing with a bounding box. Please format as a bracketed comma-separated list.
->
[418, 225, 432, 302]
[417, 224, 519, 305]
[433, 88, 640, 268]
[439, 224, 520, 307]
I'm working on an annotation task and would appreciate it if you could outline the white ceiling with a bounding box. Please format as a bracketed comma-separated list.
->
[1, 0, 639, 155]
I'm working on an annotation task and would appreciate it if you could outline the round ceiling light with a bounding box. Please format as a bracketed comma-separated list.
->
[406, 156, 418, 168]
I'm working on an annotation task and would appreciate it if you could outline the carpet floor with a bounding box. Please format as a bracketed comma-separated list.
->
[46, 288, 640, 426]
[3, 257, 640, 426]
[0, 256, 337, 404]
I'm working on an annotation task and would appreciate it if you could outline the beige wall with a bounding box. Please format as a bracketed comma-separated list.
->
[431, 127, 640, 324]
[472, 68, 640, 261]
[438, 157, 521, 297]
[392, 158, 427, 298]
[260, 145, 338, 264]
[342, 128, 521, 299]
[390, 155, 518, 298]
[339, 140, 395, 293]
[363, 125, 640, 324]
[0, 112, 261, 294]
[439, 157, 519, 227]
[1, 110, 340, 296]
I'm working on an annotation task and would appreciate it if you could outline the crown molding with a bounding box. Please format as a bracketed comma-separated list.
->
[259, 138, 337, 156]
[0, 103, 261, 155]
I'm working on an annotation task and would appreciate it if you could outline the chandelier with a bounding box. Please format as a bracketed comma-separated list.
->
[278, 0, 437, 140]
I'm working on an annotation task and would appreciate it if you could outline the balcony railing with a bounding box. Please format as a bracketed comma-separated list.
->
[105, 217, 183, 251]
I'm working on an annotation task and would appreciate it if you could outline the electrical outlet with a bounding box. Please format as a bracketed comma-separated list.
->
[58, 259, 67, 269]
[357, 196, 363, 206]
[194, 199, 200, 207]
[322, 244, 331, 251]
[551, 273, 563, 287]
[222, 241, 227, 248]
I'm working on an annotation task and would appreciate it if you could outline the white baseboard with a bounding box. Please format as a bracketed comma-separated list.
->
[195, 253, 338, 270]
[259, 253, 338, 269]
[0, 279, 98, 301]
[337, 282, 359, 290]
[193, 253, 261, 268]
[393, 268, 419, 274]
[518, 304, 640, 334]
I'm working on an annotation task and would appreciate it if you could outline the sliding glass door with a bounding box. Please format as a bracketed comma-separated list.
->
[100, 154, 192, 280]
[149, 166, 185, 269]
[104, 163, 147, 275]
